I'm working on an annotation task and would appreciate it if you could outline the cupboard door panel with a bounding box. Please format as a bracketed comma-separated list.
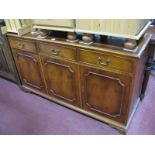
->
[41, 55, 80, 107]
[13, 50, 45, 92]
[80, 65, 131, 123]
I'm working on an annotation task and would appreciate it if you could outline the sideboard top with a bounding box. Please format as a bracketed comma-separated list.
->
[7, 32, 152, 59]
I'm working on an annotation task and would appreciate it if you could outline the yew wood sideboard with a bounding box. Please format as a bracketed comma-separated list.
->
[7, 32, 152, 134]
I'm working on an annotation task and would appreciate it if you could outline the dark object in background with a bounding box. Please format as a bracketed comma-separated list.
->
[151, 19, 155, 25]
[0, 19, 5, 26]
[0, 19, 20, 84]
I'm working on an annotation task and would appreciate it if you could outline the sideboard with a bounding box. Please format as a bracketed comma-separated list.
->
[7, 32, 152, 134]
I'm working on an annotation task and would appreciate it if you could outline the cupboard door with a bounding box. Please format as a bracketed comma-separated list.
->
[13, 49, 45, 92]
[41, 55, 80, 107]
[80, 65, 132, 123]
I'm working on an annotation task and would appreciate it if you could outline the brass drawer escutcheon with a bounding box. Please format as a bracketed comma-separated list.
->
[98, 56, 110, 66]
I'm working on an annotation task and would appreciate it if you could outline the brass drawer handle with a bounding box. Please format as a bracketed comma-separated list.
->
[17, 42, 24, 49]
[50, 48, 60, 56]
[98, 56, 110, 66]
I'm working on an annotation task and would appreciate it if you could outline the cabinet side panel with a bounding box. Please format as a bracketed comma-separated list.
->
[128, 47, 148, 117]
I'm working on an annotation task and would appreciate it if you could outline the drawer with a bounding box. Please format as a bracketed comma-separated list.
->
[8, 38, 37, 53]
[79, 49, 134, 73]
[38, 42, 77, 60]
